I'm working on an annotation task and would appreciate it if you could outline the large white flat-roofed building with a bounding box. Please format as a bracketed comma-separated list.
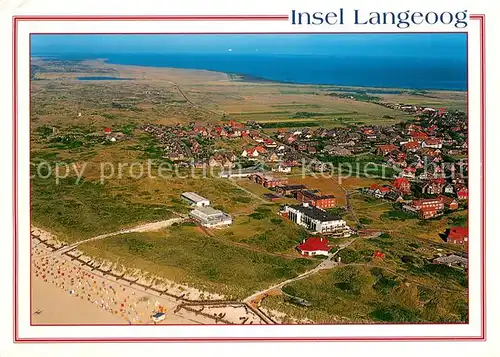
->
[181, 192, 210, 207]
[282, 203, 352, 236]
[190, 206, 233, 228]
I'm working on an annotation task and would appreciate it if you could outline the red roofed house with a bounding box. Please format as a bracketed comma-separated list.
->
[412, 198, 444, 211]
[255, 146, 267, 154]
[228, 120, 244, 129]
[402, 141, 421, 152]
[241, 147, 259, 158]
[422, 178, 447, 195]
[400, 167, 416, 179]
[419, 206, 442, 219]
[104, 127, 112, 134]
[457, 186, 468, 200]
[447, 226, 468, 245]
[377, 144, 399, 155]
[393, 177, 411, 195]
[373, 251, 386, 259]
[410, 131, 428, 141]
[264, 138, 277, 148]
[422, 138, 443, 149]
[374, 186, 391, 198]
[297, 190, 336, 209]
[412, 198, 445, 219]
[297, 237, 330, 257]
[439, 195, 459, 210]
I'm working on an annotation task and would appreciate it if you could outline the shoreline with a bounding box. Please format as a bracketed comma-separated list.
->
[31, 55, 467, 92]
[30, 227, 282, 325]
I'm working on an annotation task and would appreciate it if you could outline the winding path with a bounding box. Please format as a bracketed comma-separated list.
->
[242, 234, 370, 304]
[36, 217, 186, 258]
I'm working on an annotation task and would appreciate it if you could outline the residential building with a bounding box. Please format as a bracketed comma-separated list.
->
[439, 195, 459, 210]
[249, 173, 288, 188]
[412, 198, 445, 211]
[447, 226, 468, 244]
[419, 206, 442, 219]
[275, 184, 307, 196]
[189, 206, 232, 228]
[377, 144, 399, 155]
[282, 203, 351, 236]
[297, 190, 336, 209]
[219, 167, 263, 178]
[181, 192, 210, 207]
[422, 138, 443, 149]
[296, 237, 330, 257]
[422, 178, 447, 195]
[275, 164, 292, 173]
[433, 254, 468, 268]
[393, 177, 411, 195]
[457, 186, 468, 200]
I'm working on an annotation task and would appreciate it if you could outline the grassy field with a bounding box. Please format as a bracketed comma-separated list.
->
[78, 225, 318, 299]
[261, 225, 467, 323]
[31, 125, 262, 242]
[263, 263, 467, 323]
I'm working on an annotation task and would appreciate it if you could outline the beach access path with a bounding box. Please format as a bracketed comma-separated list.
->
[39, 217, 185, 258]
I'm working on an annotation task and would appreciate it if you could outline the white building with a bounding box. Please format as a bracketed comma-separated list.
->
[219, 167, 263, 178]
[283, 203, 351, 236]
[181, 192, 210, 207]
[189, 206, 232, 228]
[274, 164, 292, 173]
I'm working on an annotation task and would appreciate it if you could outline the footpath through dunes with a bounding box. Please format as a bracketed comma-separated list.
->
[243, 234, 365, 305]
[33, 217, 186, 258]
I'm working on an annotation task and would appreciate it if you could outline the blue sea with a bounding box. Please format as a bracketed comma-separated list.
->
[32, 34, 467, 91]
[48, 52, 466, 91]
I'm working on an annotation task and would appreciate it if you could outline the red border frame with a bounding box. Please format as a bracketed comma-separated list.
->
[13, 14, 486, 343]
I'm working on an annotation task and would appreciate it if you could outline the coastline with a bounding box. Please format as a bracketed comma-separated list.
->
[32, 55, 467, 92]
[30, 227, 282, 325]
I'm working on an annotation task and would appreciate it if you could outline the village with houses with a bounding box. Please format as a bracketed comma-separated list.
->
[102, 102, 469, 253]
[30, 58, 469, 325]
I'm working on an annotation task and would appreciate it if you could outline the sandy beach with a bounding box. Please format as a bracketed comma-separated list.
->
[31, 240, 215, 325]
[30, 227, 271, 325]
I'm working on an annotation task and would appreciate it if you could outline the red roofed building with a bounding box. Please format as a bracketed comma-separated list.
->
[228, 120, 244, 129]
[419, 206, 442, 219]
[104, 127, 112, 134]
[411, 131, 428, 141]
[393, 177, 411, 195]
[297, 237, 330, 257]
[255, 146, 267, 154]
[377, 144, 399, 155]
[373, 251, 386, 259]
[412, 198, 444, 211]
[422, 138, 443, 149]
[439, 195, 459, 210]
[297, 190, 336, 209]
[457, 186, 468, 200]
[402, 141, 421, 152]
[447, 226, 468, 245]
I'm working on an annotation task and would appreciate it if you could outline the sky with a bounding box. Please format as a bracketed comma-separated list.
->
[31, 33, 467, 59]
